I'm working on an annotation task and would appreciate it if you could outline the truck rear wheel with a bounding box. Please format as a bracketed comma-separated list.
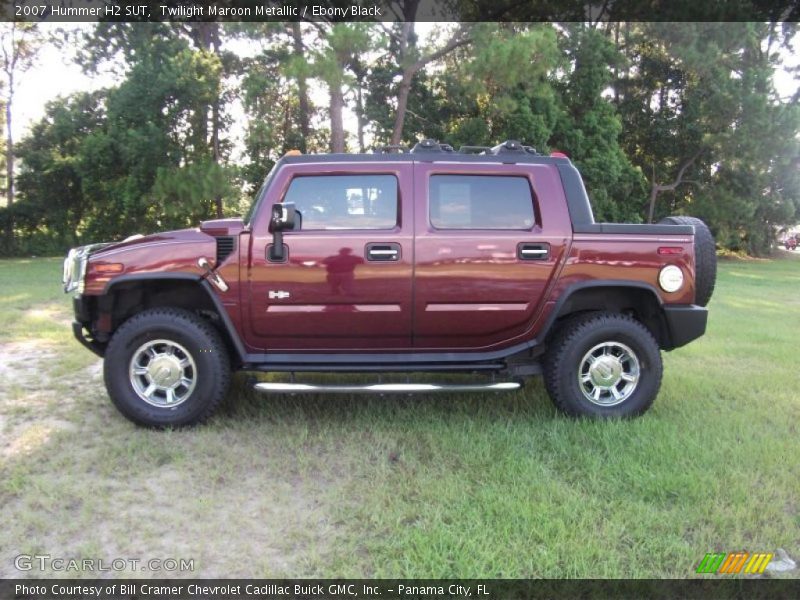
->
[103, 307, 230, 427]
[659, 215, 716, 306]
[543, 312, 662, 418]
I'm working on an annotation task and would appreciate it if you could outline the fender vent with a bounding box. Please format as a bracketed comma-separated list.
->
[215, 236, 236, 265]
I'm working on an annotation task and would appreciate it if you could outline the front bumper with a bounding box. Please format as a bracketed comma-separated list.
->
[71, 296, 105, 357]
[72, 321, 105, 357]
[663, 304, 708, 349]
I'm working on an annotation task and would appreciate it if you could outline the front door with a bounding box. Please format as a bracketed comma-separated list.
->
[245, 163, 414, 351]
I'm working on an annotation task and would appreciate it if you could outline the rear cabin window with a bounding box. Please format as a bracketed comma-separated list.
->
[283, 174, 398, 230]
[429, 175, 536, 230]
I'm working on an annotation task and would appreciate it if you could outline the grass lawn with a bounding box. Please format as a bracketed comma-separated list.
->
[0, 253, 798, 578]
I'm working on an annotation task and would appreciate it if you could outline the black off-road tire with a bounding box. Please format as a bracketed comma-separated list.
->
[543, 312, 663, 418]
[103, 307, 231, 428]
[659, 215, 717, 306]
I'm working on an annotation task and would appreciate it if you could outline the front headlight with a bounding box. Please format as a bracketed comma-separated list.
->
[63, 248, 85, 293]
[63, 243, 113, 294]
[62, 250, 75, 289]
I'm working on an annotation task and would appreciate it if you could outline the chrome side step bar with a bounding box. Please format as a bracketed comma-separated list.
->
[253, 381, 522, 394]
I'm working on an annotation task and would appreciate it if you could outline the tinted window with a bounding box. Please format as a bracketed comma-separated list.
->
[429, 175, 535, 230]
[283, 175, 398, 230]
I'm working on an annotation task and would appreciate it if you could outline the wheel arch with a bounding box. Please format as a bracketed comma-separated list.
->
[97, 274, 246, 365]
[545, 281, 674, 350]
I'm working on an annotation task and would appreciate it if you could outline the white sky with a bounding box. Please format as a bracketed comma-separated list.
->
[10, 23, 800, 149]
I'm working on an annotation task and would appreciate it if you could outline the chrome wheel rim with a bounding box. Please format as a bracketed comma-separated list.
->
[129, 339, 197, 408]
[578, 341, 640, 407]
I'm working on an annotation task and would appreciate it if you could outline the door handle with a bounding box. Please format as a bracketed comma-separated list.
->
[366, 242, 401, 262]
[518, 243, 550, 260]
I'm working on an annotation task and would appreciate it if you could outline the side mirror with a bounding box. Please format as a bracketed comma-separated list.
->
[269, 202, 296, 233]
[268, 202, 296, 262]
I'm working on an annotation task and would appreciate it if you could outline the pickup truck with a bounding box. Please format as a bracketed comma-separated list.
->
[62, 140, 716, 427]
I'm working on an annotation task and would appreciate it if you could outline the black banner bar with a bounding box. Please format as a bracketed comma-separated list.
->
[4, 579, 800, 600]
[2, 0, 799, 23]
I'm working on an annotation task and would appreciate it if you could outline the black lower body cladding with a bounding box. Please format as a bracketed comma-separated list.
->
[663, 305, 708, 349]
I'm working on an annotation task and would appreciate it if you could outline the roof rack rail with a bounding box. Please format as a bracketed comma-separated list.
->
[368, 139, 542, 157]
[374, 144, 408, 154]
[491, 140, 540, 155]
[411, 139, 454, 154]
[459, 145, 493, 154]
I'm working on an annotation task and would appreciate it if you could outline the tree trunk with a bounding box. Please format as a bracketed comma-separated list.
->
[647, 182, 659, 223]
[211, 100, 223, 218]
[391, 71, 413, 146]
[355, 85, 366, 153]
[5, 71, 13, 207]
[291, 22, 310, 152]
[4, 71, 14, 251]
[210, 25, 223, 218]
[329, 83, 346, 153]
[390, 23, 471, 146]
[192, 23, 224, 218]
[613, 22, 620, 105]
[647, 151, 702, 222]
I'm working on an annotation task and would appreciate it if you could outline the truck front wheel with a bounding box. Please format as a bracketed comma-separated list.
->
[543, 312, 663, 418]
[103, 307, 231, 427]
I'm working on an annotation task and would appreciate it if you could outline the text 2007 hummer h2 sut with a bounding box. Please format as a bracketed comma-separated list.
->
[62, 140, 716, 427]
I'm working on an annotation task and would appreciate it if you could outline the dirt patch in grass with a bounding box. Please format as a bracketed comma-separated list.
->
[0, 336, 337, 578]
[22, 305, 73, 327]
[0, 340, 80, 459]
[0, 340, 60, 395]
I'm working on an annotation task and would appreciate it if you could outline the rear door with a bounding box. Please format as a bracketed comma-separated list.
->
[245, 162, 414, 350]
[412, 162, 568, 350]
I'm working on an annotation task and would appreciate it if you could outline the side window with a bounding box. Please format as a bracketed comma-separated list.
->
[283, 174, 398, 230]
[429, 175, 536, 230]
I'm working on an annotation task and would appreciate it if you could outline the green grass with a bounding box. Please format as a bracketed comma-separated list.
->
[0, 254, 798, 578]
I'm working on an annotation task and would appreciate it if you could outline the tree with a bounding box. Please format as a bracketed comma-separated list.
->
[5, 21, 798, 257]
[307, 23, 374, 153]
[550, 25, 646, 222]
[75, 23, 238, 237]
[234, 23, 324, 192]
[291, 22, 311, 152]
[186, 22, 227, 218]
[0, 23, 43, 207]
[446, 23, 561, 149]
[13, 92, 106, 248]
[615, 22, 798, 251]
[381, 19, 472, 145]
[690, 23, 800, 253]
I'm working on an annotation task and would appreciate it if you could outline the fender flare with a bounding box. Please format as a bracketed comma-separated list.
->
[103, 273, 248, 363]
[536, 279, 669, 346]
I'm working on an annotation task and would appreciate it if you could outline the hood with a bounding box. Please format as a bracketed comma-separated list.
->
[91, 227, 214, 258]
[82, 227, 219, 295]
[91, 217, 244, 257]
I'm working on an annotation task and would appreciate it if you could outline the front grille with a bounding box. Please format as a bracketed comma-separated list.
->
[215, 236, 236, 265]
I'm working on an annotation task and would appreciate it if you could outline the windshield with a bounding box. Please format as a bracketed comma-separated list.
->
[245, 163, 278, 225]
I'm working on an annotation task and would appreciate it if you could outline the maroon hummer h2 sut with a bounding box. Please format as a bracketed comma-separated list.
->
[62, 140, 716, 427]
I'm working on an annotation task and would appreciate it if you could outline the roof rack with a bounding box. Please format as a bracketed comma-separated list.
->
[458, 140, 540, 156]
[491, 140, 540, 155]
[374, 139, 540, 156]
[374, 144, 407, 154]
[411, 139, 454, 154]
[459, 145, 493, 154]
